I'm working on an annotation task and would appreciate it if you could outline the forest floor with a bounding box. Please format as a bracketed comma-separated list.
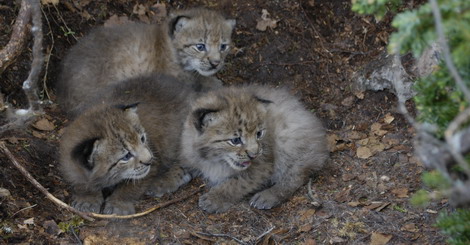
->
[0, 0, 448, 244]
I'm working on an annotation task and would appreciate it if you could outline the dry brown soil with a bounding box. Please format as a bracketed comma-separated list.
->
[0, 0, 448, 244]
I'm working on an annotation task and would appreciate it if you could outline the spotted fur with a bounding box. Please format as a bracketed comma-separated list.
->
[60, 74, 194, 215]
[181, 86, 329, 213]
[57, 8, 235, 118]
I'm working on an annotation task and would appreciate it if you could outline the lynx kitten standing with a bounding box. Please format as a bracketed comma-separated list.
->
[57, 8, 235, 117]
[181, 86, 329, 213]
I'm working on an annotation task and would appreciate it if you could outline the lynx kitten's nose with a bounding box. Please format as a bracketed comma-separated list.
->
[209, 59, 220, 69]
[246, 150, 258, 160]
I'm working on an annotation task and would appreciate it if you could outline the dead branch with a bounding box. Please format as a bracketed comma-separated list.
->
[0, 140, 204, 221]
[430, 0, 470, 102]
[0, 0, 45, 134]
[389, 0, 470, 207]
[0, 0, 31, 74]
[22, 0, 44, 112]
[0, 141, 95, 222]
[88, 186, 203, 219]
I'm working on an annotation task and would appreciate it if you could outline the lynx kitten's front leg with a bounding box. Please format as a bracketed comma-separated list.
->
[198, 170, 269, 213]
[72, 191, 104, 213]
[146, 166, 192, 197]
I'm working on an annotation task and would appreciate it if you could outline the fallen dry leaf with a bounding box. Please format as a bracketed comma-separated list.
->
[369, 142, 385, 155]
[256, 9, 278, 31]
[391, 187, 409, 198]
[327, 134, 340, 152]
[365, 202, 390, 212]
[341, 96, 355, 107]
[347, 201, 362, 207]
[357, 146, 372, 159]
[32, 130, 47, 139]
[302, 238, 316, 245]
[334, 188, 352, 203]
[23, 217, 35, 225]
[354, 91, 365, 99]
[371, 123, 387, 136]
[32, 118, 55, 131]
[401, 223, 419, 233]
[298, 209, 316, 222]
[299, 224, 313, 232]
[383, 113, 395, 124]
[346, 131, 368, 140]
[41, 0, 59, 5]
[370, 232, 392, 245]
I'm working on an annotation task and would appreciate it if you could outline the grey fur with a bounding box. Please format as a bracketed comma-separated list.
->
[60, 74, 195, 214]
[180, 85, 329, 213]
[56, 8, 235, 117]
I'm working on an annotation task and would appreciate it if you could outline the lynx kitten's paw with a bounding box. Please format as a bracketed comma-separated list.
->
[146, 171, 192, 197]
[102, 200, 135, 215]
[72, 195, 104, 213]
[198, 192, 234, 213]
[250, 189, 281, 210]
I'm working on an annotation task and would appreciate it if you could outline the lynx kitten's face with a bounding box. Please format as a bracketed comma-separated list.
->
[189, 90, 271, 171]
[171, 9, 236, 76]
[61, 105, 153, 188]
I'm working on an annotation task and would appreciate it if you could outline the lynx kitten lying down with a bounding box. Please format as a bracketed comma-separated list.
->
[57, 8, 235, 117]
[181, 86, 329, 213]
[60, 74, 194, 214]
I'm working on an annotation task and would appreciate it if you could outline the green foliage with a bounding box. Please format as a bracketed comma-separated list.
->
[58, 216, 84, 233]
[351, 0, 401, 20]
[410, 189, 431, 206]
[352, 0, 470, 243]
[422, 170, 451, 189]
[436, 209, 470, 245]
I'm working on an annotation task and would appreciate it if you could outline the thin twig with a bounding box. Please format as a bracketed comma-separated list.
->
[52, 3, 77, 41]
[307, 178, 321, 207]
[0, 141, 95, 221]
[255, 226, 275, 242]
[429, 0, 470, 102]
[10, 203, 37, 217]
[0, 140, 204, 221]
[444, 107, 470, 176]
[298, 0, 332, 56]
[22, 0, 44, 112]
[88, 186, 204, 219]
[0, 0, 31, 73]
[40, 4, 54, 101]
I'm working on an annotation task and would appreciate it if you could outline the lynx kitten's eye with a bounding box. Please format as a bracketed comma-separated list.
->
[120, 152, 134, 162]
[220, 44, 228, 51]
[256, 129, 265, 139]
[195, 43, 206, 52]
[228, 137, 242, 146]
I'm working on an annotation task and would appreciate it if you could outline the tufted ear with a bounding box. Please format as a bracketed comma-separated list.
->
[71, 138, 100, 171]
[192, 108, 219, 133]
[168, 15, 190, 38]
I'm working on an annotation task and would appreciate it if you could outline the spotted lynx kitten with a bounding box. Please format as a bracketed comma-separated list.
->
[57, 8, 235, 117]
[180, 86, 329, 213]
[60, 74, 194, 214]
